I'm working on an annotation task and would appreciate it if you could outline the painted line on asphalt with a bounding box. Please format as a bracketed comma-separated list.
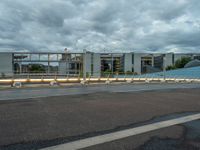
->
[41, 113, 200, 150]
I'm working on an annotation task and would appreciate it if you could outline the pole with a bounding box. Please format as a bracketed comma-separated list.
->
[111, 53, 113, 76]
[163, 56, 166, 80]
[83, 49, 86, 81]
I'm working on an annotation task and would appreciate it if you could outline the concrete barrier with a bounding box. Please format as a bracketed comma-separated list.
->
[0, 77, 200, 85]
[49, 81, 59, 86]
[105, 80, 111, 84]
[13, 82, 22, 88]
[80, 80, 88, 85]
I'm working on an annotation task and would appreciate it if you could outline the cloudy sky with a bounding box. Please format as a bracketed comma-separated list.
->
[0, 0, 200, 53]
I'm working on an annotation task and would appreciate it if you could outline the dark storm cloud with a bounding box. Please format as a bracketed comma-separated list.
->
[0, 0, 200, 52]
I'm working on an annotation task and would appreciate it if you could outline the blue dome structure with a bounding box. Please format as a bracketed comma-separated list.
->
[137, 66, 200, 79]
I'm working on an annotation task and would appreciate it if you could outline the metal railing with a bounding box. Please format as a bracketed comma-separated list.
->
[0, 69, 200, 85]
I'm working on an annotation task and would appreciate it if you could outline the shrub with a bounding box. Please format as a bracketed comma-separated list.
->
[175, 57, 191, 68]
[166, 65, 176, 70]
[1, 72, 5, 78]
[166, 57, 192, 70]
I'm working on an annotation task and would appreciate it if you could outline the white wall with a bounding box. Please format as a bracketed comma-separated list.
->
[58, 61, 67, 75]
[124, 53, 132, 72]
[83, 53, 92, 76]
[93, 54, 101, 77]
[0, 53, 13, 76]
[134, 53, 142, 74]
[165, 53, 173, 67]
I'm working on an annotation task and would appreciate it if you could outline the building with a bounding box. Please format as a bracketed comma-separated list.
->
[0, 52, 200, 77]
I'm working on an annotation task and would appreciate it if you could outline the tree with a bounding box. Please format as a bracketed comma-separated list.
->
[166, 57, 192, 71]
[29, 64, 45, 73]
[175, 57, 192, 68]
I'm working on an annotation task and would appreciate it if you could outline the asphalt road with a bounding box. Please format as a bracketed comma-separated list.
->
[84, 119, 200, 150]
[0, 83, 200, 100]
[0, 87, 200, 150]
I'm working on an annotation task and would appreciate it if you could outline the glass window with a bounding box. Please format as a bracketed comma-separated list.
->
[30, 54, 40, 61]
[49, 54, 58, 61]
[22, 54, 31, 61]
[40, 54, 48, 61]
[58, 54, 62, 61]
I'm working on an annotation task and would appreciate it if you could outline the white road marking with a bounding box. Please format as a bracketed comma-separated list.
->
[41, 113, 200, 150]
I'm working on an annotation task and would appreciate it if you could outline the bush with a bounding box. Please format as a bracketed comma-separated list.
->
[126, 71, 133, 75]
[102, 70, 112, 77]
[175, 57, 191, 68]
[79, 72, 90, 78]
[1, 72, 5, 78]
[86, 72, 90, 78]
[166, 65, 176, 70]
[29, 64, 45, 73]
[166, 57, 192, 70]
[79, 72, 83, 78]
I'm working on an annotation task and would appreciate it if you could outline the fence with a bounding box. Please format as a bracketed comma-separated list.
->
[0, 66, 200, 85]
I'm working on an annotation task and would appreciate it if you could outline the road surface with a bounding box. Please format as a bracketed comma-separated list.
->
[0, 83, 200, 100]
[0, 84, 200, 150]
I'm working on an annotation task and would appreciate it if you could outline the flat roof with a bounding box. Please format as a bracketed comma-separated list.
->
[0, 51, 200, 55]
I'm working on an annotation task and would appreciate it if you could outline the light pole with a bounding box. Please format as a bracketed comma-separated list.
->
[111, 53, 113, 76]
[83, 49, 86, 82]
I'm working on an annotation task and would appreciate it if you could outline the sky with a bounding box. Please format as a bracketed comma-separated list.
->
[0, 0, 200, 53]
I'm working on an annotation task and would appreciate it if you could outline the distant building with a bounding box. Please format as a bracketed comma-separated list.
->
[0, 51, 200, 77]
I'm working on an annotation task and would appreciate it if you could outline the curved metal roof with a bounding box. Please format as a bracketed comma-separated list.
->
[184, 59, 200, 68]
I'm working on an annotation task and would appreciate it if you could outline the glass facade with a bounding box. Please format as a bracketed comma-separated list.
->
[13, 53, 83, 75]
